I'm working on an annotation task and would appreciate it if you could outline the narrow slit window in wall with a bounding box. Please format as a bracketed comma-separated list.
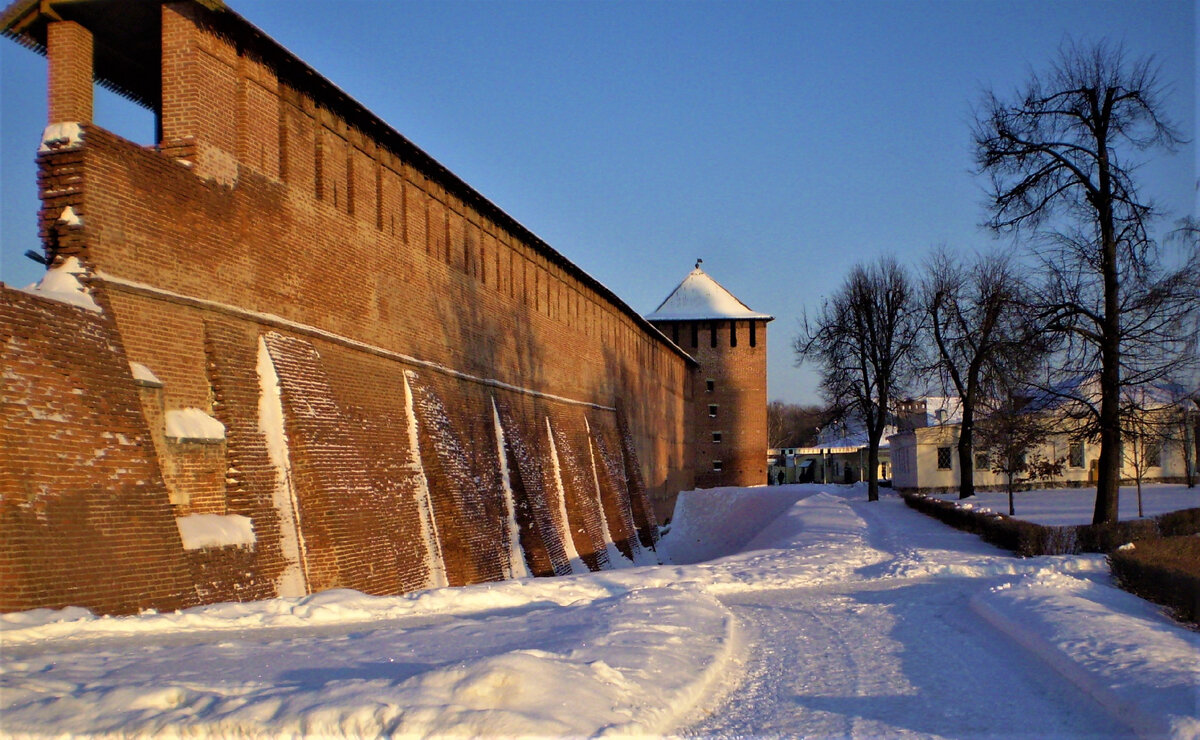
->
[750, 321, 757, 347]
[710, 321, 717, 348]
[708, 404, 718, 418]
[691, 322, 698, 348]
[712, 460, 723, 472]
[712, 431, 722, 444]
[706, 378, 714, 393]
[730, 320, 737, 347]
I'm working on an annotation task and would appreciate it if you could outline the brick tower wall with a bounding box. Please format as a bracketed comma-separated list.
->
[654, 319, 768, 489]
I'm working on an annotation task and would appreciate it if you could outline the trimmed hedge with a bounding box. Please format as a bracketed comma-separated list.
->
[900, 492, 1200, 557]
[1109, 537, 1200, 624]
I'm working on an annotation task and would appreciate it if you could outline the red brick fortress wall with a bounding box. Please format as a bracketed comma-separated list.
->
[1, 0, 692, 614]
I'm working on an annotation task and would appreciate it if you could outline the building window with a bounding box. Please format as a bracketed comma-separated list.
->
[712, 431, 722, 444]
[691, 322, 698, 348]
[1068, 442, 1084, 469]
[705, 378, 715, 393]
[1145, 442, 1162, 467]
[671, 324, 679, 345]
[750, 320, 757, 347]
[708, 404, 718, 418]
[975, 452, 989, 470]
[712, 460, 723, 472]
[710, 321, 717, 348]
[937, 447, 953, 470]
[730, 320, 737, 347]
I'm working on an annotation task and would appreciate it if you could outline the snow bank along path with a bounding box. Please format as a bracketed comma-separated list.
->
[2, 484, 1196, 737]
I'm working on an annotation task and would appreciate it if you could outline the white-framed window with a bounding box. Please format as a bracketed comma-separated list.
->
[712, 460, 723, 472]
[708, 404, 718, 418]
[712, 431, 723, 444]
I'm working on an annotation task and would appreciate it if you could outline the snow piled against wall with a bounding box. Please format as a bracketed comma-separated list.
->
[176, 514, 255, 550]
[22, 257, 101, 313]
[165, 408, 226, 441]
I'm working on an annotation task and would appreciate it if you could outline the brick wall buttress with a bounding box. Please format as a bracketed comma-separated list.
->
[0, 287, 195, 615]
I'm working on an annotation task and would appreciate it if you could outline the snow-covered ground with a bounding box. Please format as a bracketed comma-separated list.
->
[2, 484, 1197, 737]
[929, 483, 1199, 525]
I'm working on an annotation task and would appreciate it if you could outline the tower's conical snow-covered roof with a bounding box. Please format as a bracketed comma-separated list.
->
[646, 266, 772, 322]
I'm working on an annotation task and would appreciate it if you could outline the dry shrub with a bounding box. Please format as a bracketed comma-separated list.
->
[900, 496, 1200, 558]
[1109, 536, 1200, 624]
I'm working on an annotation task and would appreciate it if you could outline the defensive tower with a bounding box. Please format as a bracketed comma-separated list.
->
[648, 263, 771, 488]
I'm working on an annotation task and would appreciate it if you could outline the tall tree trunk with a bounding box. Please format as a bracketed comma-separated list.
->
[957, 410, 975, 500]
[867, 442, 880, 502]
[1093, 222, 1122, 525]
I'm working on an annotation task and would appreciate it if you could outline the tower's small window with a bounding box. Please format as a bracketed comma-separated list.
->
[730, 320, 737, 347]
[712, 460, 723, 472]
[671, 324, 679, 345]
[750, 321, 757, 347]
[691, 322, 698, 348]
[712, 431, 722, 444]
[705, 379, 715, 393]
[710, 321, 717, 348]
[708, 404, 718, 418]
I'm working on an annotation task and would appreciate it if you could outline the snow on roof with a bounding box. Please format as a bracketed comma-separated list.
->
[646, 266, 772, 322]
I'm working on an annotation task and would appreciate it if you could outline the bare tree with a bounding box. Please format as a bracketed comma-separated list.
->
[974, 40, 1199, 524]
[977, 394, 1052, 516]
[767, 401, 828, 449]
[922, 249, 1040, 499]
[795, 257, 920, 502]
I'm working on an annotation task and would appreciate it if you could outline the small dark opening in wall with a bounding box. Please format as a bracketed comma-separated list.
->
[750, 321, 757, 347]
[708, 404, 718, 418]
[730, 320, 737, 347]
[705, 378, 714, 393]
[691, 322, 698, 348]
[710, 322, 717, 348]
[712, 431, 722, 444]
[712, 460, 723, 472]
[671, 324, 679, 345]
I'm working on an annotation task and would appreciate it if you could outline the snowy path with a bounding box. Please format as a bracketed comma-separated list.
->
[682, 496, 1124, 738]
[2, 485, 1196, 737]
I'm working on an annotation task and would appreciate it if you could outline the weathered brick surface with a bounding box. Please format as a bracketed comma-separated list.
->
[549, 413, 611, 572]
[46, 21, 92, 124]
[203, 319, 290, 601]
[495, 399, 572, 577]
[590, 416, 646, 563]
[0, 287, 195, 615]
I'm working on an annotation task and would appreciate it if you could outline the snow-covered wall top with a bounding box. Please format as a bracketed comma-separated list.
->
[646, 267, 772, 322]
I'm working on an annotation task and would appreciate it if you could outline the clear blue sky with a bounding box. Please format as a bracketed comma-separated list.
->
[2, 0, 1194, 403]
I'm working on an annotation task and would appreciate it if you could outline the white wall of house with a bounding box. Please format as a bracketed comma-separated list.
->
[888, 424, 1193, 492]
